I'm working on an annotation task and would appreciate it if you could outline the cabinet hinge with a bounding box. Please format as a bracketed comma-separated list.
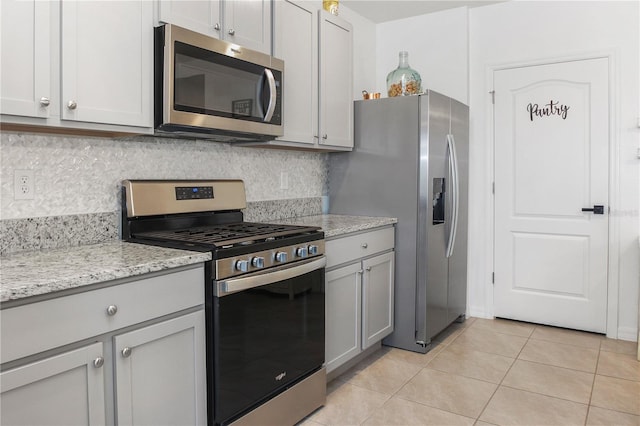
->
[489, 90, 495, 105]
[492, 272, 495, 284]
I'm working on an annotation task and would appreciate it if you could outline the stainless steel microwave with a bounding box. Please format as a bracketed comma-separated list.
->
[154, 24, 284, 142]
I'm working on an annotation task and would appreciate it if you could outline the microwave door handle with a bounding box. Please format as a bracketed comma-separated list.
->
[262, 68, 277, 122]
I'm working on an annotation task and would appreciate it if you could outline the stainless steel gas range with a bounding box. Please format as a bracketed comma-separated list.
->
[121, 179, 326, 426]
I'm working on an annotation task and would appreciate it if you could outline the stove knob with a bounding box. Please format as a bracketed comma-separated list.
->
[251, 256, 265, 268]
[235, 260, 249, 272]
[308, 245, 319, 255]
[275, 252, 288, 262]
[296, 247, 308, 258]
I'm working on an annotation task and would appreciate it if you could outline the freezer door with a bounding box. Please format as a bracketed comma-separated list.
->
[416, 92, 452, 344]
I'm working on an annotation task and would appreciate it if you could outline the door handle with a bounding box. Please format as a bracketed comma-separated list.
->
[581, 205, 604, 214]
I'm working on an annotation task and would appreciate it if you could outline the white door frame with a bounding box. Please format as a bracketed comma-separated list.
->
[484, 50, 620, 338]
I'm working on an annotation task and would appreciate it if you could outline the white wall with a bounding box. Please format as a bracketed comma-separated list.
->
[468, 0, 639, 339]
[376, 7, 468, 103]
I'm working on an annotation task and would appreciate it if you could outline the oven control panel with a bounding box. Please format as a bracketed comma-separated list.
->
[175, 186, 214, 200]
[216, 240, 325, 280]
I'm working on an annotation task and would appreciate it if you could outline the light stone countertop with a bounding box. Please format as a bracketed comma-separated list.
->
[270, 214, 397, 238]
[0, 215, 394, 304]
[0, 242, 211, 303]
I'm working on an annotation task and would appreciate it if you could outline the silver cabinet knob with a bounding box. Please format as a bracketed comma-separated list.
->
[228, 28, 235, 35]
[322, 134, 328, 140]
[39, 97, 50, 107]
[67, 100, 77, 110]
[214, 23, 220, 31]
[366, 267, 372, 271]
[235, 260, 249, 272]
[357, 270, 364, 275]
[106, 305, 118, 316]
[275, 252, 288, 263]
[251, 257, 265, 268]
[121, 347, 132, 358]
[361, 243, 368, 249]
[93, 357, 104, 368]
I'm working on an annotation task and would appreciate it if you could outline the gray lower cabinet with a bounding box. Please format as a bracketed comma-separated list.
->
[0, 265, 206, 426]
[0, 342, 106, 425]
[115, 311, 206, 426]
[325, 227, 395, 374]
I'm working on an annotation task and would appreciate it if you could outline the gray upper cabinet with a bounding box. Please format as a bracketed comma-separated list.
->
[0, 0, 154, 132]
[157, 0, 272, 54]
[250, 1, 353, 151]
[318, 10, 353, 150]
[0, 0, 51, 119]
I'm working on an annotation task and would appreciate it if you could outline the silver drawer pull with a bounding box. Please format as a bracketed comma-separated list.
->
[93, 357, 104, 368]
[361, 243, 368, 249]
[106, 305, 118, 316]
[122, 347, 132, 358]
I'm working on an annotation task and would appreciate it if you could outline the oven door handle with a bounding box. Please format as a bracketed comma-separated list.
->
[216, 256, 326, 297]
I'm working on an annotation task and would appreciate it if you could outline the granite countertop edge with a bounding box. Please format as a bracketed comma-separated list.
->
[0, 242, 211, 304]
[0, 215, 395, 304]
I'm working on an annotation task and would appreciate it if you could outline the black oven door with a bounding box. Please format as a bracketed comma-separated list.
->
[209, 257, 325, 425]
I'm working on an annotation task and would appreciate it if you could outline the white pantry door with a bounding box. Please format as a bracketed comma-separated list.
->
[493, 58, 609, 333]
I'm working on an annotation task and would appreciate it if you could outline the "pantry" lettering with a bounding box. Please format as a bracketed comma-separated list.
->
[526, 100, 570, 121]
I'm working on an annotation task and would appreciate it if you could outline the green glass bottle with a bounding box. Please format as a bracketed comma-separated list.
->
[386, 51, 422, 97]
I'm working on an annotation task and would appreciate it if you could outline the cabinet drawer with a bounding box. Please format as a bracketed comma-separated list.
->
[325, 227, 394, 269]
[1, 265, 204, 364]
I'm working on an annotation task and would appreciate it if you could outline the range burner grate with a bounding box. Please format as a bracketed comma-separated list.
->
[135, 222, 320, 248]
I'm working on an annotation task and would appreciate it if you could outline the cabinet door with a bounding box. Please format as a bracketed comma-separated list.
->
[318, 11, 353, 149]
[114, 311, 206, 426]
[157, 0, 222, 38]
[223, 0, 272, 54]
[325, 262, 362, 373]
[60, 0, 152, 127]
[362, 252, 395, 349]
[0, 342, 106, 426]
[274, 0, 318, 145]
[0, 0, 51, 118]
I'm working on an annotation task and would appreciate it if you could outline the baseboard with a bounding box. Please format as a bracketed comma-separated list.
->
[467, 306, 493, 320]
[617, 326, 639, 342]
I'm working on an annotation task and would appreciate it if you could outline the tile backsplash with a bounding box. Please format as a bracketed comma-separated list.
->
[1, 132, 327, 220]
[0, 132, 327, 254]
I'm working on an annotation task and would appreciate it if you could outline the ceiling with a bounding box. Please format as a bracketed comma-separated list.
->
[339, 0, 504, 23]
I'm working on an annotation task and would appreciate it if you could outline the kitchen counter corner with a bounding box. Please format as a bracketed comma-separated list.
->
[0, 242, 211, 303]
[270, 214, 397, 238]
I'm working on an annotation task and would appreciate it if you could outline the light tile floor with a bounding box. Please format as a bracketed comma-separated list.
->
[302, 317, 640, 426]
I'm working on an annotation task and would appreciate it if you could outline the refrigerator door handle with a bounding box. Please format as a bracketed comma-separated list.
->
[446, 134, 459, 258]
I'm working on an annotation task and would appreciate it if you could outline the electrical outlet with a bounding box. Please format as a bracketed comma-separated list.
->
[14, 169, 35, 200]
[280, 171, 289, 190]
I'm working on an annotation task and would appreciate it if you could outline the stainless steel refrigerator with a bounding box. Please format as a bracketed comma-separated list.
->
[328, 91, 469, 353]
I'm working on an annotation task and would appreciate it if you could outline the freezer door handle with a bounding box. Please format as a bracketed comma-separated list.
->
[446, 134, 459, 258]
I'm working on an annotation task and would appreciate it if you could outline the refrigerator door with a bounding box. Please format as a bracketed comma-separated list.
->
[416, 91, 452, 345]
[330, 96, 421, 352]
[446, 98, 469, 324]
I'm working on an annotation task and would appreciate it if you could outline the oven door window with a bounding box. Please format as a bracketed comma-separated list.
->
[173, 41, 281, 124]
[213, 268, 324, 424]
